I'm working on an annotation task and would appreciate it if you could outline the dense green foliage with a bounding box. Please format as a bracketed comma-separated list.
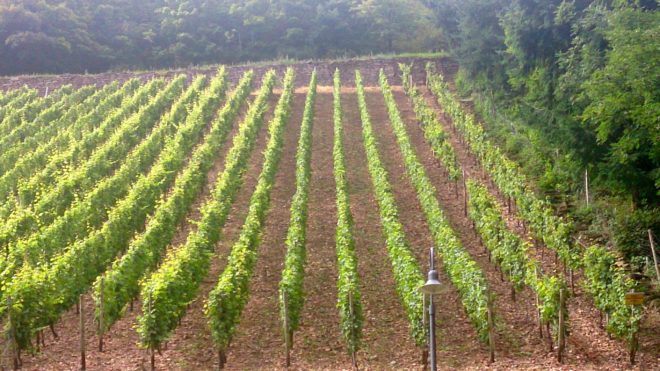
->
[0, 76, 186, 281]
[278, 70, 317, 347]
[466, 180, 566, 337]
[94, 70, 253, 333]
[0, 0, 441, 75]
[332, 70, 364, 354]
[3, 69, 228, 351]
[583, 245, 642, 343]
[0, 82, 117, 175]
[0, 80, 136, 205]
[399, 63, 459, 181]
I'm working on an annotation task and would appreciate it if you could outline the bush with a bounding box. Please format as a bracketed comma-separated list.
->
[612, 206, 660, 264]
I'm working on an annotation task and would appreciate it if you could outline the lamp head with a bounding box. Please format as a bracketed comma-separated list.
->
[420, 269, 442, 295]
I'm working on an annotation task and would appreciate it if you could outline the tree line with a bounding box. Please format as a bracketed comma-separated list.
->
[0, 0, 439, 75]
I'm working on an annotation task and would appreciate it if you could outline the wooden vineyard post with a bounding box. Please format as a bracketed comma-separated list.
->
[624, 292, 644, 365]
[557, 289, 565, 363]
[605, 312, 612, 340]
[218, 349, 227, 371]
[584, 169, 590, 206]
[535, 269, 543, 339]
[148, 291, 155, 371]
[487, 297, 495, 363]
[98, 278, 105, 352]
[349, 291, 357, 370]
[648, 230, 660, 283]
[630, 314, 639, 365]
[462, 168, 467, 217]
[6, 296, 19, 370]
[282, 291, 291, 367]
[79, 294, 86, 371]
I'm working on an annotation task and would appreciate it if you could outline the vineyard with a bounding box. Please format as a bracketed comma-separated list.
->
[0, 57, 657, 370]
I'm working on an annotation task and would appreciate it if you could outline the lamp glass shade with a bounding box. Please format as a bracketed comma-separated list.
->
[420, 270, 442, 295]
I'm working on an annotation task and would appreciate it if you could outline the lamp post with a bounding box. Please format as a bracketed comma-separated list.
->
[420, 247, 442, 371]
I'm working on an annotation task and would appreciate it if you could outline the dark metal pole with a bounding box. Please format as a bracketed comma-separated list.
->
[429, 294, 437, 371]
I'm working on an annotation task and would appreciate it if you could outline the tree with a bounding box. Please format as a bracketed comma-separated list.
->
[581, 8, 660, 202]
[354, 0, 440, 53]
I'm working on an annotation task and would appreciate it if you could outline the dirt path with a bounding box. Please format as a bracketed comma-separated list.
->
[419, 87, 658, 369]
[17, 85, 262, 371]
[222, 89, 306, 370]
[341, 89, 421, 369]
[365, 88, 488, 368]
[289, 90, 346, 369]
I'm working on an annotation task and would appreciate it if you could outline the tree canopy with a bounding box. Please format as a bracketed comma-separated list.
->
[0, 0, 441, 74]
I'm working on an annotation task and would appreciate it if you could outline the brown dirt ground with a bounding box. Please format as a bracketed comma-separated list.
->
[287, 90, 346, 369]
[340, 88, 421, 369]
[0, 57, 458, 94]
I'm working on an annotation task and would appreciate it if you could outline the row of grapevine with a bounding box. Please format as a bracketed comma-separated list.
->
[278, 70, 317, 351]
[0, 86, 74, 144]
[583, 246, 641, 347]
[12, 78, 163, 210]
[378, 71, 490, 342]
[93, 70, 255, 333]
[426, 65, 579, 270]
[466, 180, 566, 339]
[0, 83, 118, 174]
[0, 87, 33, 112]
[136, 70, 277, 351]
[355, 70, 427, 346]
[0, 88, 38, 126]
[0, 79, 158, 221]
[0, 74, 209, 283]
[0, 76, 184, 253]
[205, 68, 296, 365]
[0, 81, 145, 221]
[0, 85, 97, 173]
[2, 69, 227, 351]
[331, 70, 363, 356]
[399, 64, 459, 181]
[425, 65, 637, 354]
[0, 80, 139, 205]
[25, 75, 185, 220]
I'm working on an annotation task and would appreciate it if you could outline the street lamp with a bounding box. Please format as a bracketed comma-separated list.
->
[420, 247, 441, 371]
